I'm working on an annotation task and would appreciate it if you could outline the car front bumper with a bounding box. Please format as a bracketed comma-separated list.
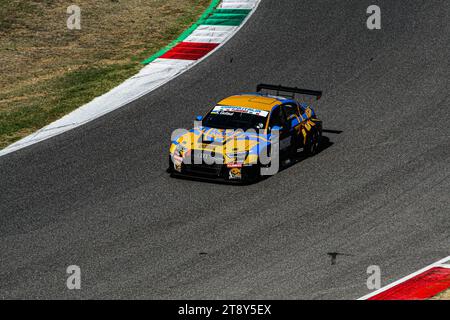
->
[169, 156, 258, 183]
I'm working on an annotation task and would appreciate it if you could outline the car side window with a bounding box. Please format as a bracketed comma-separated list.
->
[283, 103, 300, 121]
[298, 103, 306, 116]
[269, 106, 286, 129]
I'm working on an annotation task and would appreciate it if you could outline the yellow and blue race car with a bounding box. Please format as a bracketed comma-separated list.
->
[168, 84, 323, 183]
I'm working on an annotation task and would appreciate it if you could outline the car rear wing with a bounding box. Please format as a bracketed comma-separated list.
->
[256, 83, 322, 100]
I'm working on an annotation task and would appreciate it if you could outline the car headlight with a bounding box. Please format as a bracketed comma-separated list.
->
[175, 144, 186, 156]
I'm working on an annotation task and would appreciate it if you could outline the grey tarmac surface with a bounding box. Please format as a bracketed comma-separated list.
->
[0, 0, 449, 299]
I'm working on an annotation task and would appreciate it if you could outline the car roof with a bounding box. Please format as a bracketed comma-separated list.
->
[217, 94, 292, 112]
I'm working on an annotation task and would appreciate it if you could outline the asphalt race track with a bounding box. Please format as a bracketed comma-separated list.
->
[0, 0, 449, 299]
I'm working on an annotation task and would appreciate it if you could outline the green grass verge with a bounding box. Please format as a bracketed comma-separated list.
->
[0, 0, 211, 149]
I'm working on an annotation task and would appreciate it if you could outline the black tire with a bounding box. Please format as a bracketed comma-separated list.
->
[304, 128, 321, 156]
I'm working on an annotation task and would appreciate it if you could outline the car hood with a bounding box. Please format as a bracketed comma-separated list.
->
[170, 126, 271, 163]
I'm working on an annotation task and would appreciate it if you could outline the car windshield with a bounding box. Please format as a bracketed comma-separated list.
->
[202, 105, 269, 130]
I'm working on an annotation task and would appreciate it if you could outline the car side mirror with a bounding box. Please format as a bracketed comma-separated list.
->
[195, 115, 203, 121]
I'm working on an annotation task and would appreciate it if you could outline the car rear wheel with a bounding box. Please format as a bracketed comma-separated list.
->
[304, 128, 321, 156]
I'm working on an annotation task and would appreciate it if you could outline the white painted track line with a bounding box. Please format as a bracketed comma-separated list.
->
[184, 25, 238, 44]
[219, 0, 259, 9]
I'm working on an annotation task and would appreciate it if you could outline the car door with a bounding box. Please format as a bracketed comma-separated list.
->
[282, 102, 305, 150]
[268, 105, 290, 152]
[282, 103, 302, 130]
[296, 102, 317, 148]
